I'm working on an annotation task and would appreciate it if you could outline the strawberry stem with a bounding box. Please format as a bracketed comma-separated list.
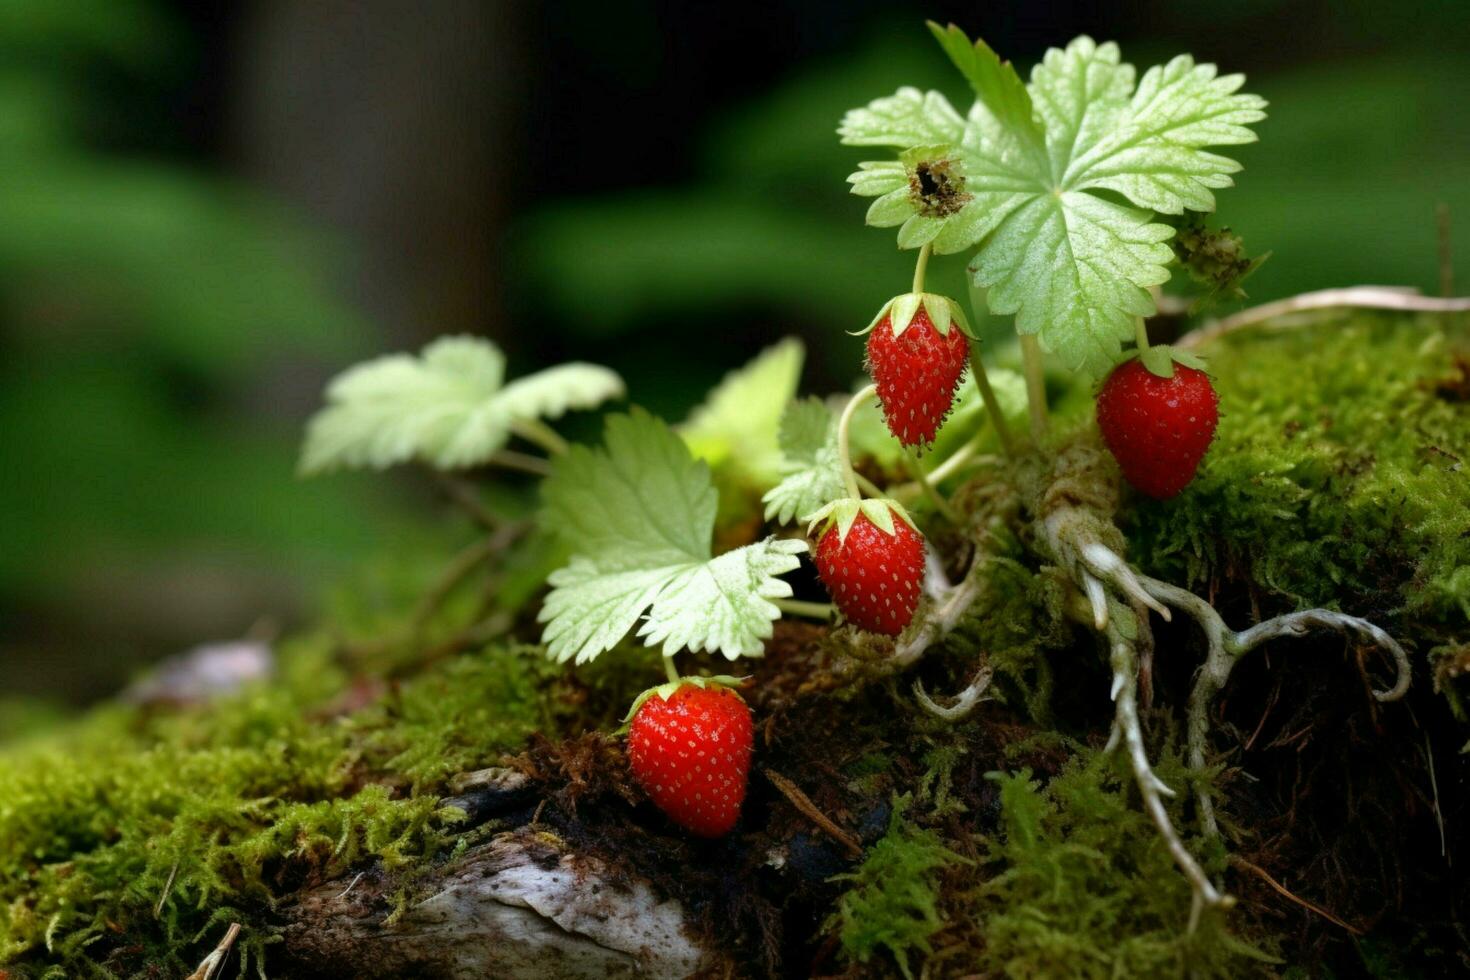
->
[662, 655, 680, 685]
[837, 383, 877, 501]
[911, 242, 932, 295]
[1018, 335, 1049, 441]
[967, 340, 1016, 457]
[1134, 315, 1152, 354]
[772, 597, 835, 620]
[510, 418, 569, 456]
[907, 448, 961, 523]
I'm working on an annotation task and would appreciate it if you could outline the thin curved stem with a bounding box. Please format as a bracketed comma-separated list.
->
[907, 449, 961, 523]
[1134, 315, 1151, 353]
[510, 419, 570, 456]
[1178, 285, 1470, 349]
[663, 655, 680, 684]
[1018, 335, 1048, 441]
[489, 449, 553, 477]
[911, 243, 932, 294]
[772, 597, 835, 620]
[968, 340, 1016, 457]
[854, 473, 885, 498]
[837, 384, 878, 500]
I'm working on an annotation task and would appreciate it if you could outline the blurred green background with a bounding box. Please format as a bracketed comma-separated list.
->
[1, 0, 1466, 702]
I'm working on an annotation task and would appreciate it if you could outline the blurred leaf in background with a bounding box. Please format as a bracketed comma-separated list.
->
[0, 0, 406, 696]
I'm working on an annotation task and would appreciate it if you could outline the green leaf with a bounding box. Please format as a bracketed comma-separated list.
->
[838, 86, 965, 148]
[841, 31, 1264, 375]
[300, 336, 624, 473]
[764, 398, 846, 525]
[926, 21, 1046, 164]
[778, 396, 834, 461]
[974, 191, 1175, 374]
[540, 409, 806, 664]
[680, 338, 804, 488]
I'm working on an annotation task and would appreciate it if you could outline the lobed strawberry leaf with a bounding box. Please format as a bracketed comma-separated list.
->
[540, 409, 806, 664]
[300, 336, 623, 473]
[680, 338, 805, 489]
[762, 398, 846, 525]
[841, 29, 1265, 375]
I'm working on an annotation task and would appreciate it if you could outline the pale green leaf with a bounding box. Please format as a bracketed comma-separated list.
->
[974, 191, 1174, 374]
[1053, 46, 1267, 214]
[764, 399, 844, 525]
[300, 336, 623, 473]
[639, 538, 806, 657]
[680, 337, 804, 488]
[838, 86, 965, 148]
[927, 21, 1046, 165]
[840, 30, 1264, 374]
[542, 408, 714, 568]
[778, 397, 835, 462]
[539, 409, 807, 663]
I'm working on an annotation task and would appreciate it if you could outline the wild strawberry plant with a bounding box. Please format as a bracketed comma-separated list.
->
[301, 23, 1412, 932]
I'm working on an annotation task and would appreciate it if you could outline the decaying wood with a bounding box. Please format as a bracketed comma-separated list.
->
[280, 828, 712, 979]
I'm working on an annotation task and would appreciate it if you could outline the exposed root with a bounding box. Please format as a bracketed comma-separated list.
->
[1133, 574, 1411, 835]
[894, 552, 987, 668]
[1105, 611, 1231, 928]
[914, 661, 994, 720]
[1030, 441, 1411, 917]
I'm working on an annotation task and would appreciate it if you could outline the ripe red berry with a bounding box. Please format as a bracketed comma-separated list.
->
[1096, 358, 1219, 499]
[627, 682, 753, 838]
[866, 307, 969, 448]
[814, 510, 925, 636]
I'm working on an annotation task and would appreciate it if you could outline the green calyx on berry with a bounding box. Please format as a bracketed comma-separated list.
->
[804, 496, 917, 546]
[1127, 344, 1209, 380]
[620, 674, 746, 727]
[856, 291, 974, 340]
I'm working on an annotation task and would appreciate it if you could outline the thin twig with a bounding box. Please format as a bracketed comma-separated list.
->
[335, 871, 367, 900]
[155, 859, 180, 918]
[1179, 285, 1470, 348]
[763, 768, 863, 859]
[185, 922, 242, 980]
[1230, 856, 1363, 935]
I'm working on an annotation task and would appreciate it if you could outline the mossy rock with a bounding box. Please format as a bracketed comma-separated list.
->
[0, 309, 1466, 978]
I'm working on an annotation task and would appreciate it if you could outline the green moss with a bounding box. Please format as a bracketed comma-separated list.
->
[0, 637, 551, 977]
[1130, 313, 1470, 632]
[971, 746, 1279, 979]
[827, 794, 966, 979]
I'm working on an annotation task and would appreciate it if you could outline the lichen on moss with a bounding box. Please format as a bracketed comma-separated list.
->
[0, 636, 552, 977]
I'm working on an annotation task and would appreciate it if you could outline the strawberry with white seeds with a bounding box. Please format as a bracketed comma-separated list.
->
[808, 497, 924, 636]
[1096, 348, 1220, 500]
[862, 291, 973, 449]
[626, 677, 753, 838]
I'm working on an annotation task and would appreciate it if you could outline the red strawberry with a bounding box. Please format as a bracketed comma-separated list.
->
[866, 306, 969, 448]
[1096, 357, 1219, 499]
[814, 507, 924, 636]
[627, 681, 753, 838]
